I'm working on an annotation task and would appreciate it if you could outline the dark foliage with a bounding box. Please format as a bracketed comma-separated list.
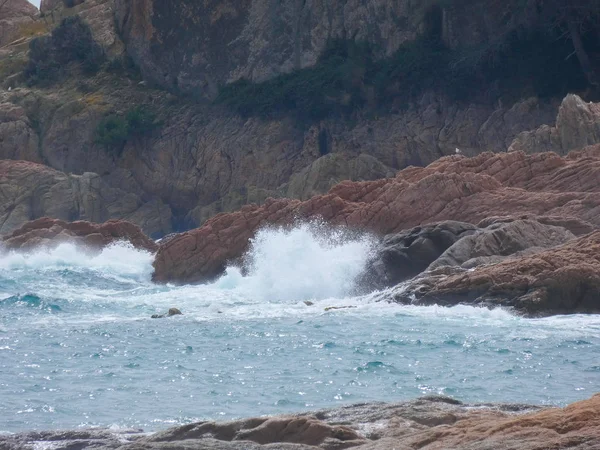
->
[216, 25, 589, 123]
[95, 106, 161, 154]
[105, 55, 143, 81]
[25, 16, 105, 86]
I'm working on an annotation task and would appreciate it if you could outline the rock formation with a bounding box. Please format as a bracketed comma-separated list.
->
[1, 217, 158, 252]
[153, 148, 600, 284]
[395, 230, 600, 316]
[362, 217, 579, 290]
[0, 160, 172, 236]
[0, 0, 38, 47]
[2, 394, 599, 449]
[510, 94, 600, 155]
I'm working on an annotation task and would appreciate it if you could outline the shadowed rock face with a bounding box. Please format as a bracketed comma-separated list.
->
[153, 148, 600, 285]
[1, 217, 158, 252]
[361, 217, 579, 291]
[1, 394, 599, 449]
[114, 0, 421, 97]
[0, 160, 172, 237]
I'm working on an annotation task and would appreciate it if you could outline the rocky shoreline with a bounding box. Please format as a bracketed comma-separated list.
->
[2, 146, 599, 317]
[1, 394, 599, 449]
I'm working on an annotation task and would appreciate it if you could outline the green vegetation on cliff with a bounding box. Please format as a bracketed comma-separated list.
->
[24, 16, 104, 86]
[95, 106, 161, 153]
[217, 0, 598, 123]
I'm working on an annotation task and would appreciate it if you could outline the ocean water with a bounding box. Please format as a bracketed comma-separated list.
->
[0, 224, 599, 433]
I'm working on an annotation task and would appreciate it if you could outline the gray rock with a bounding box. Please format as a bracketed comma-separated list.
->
[360, 221, 478, 290]
[429, 219, 576, 270]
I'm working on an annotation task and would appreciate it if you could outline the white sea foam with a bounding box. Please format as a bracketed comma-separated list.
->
[214, 223, 376, 302]
[0, 242, 154, 279]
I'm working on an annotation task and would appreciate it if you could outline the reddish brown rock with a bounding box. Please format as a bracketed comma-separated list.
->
[153, 149, 600, 284]
[7, 394, 599, 449]
[396, 230, 600, 316]
[2, 217, 158, 253]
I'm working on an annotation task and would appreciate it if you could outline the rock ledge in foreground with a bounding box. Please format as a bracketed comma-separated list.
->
[1, 394, 599, 449]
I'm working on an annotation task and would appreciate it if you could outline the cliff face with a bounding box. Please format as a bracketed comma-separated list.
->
[115, 0, 421, 98]
[114, 0, 531, 99]
[0, 0, 38, 47]
[0, 0, 599, 237]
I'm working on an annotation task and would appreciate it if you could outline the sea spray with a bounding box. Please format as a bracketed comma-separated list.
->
[214, 222, 377, 302]
[0, 242, 155, 279]
[0, 224, 599, 432]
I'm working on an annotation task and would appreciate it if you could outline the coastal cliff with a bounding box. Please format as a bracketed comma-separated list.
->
[2, 0, 598, 236]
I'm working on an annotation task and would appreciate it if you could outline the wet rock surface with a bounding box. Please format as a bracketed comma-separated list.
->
[396, 230, 600, 316]
[1, 217, 158, 253]
[2, 394, 599, 449]
[153, 148, 600, 286]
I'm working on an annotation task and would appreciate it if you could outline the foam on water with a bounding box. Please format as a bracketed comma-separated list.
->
[0, 223, 599, 433]
[215, 223, 376, 302]
[0, 242, 154, 279]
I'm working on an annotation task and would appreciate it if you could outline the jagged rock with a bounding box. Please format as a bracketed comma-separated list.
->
[115, 0, 422, 97]
[0, 84, 558, 233]
[360, 221, 479, 290]
[0, 160, 172, 236]
[428, 219, 575, 270]
[153, 149, 600, 285]
[509, 94, 600, 155]
[395, 230, 600, 316]
[0, 103, 41, 162]
[2, 394, 599, 449]
[0, 0, 38, 47]
[1, 217, 158, 252]
[476, 215, 595, 237]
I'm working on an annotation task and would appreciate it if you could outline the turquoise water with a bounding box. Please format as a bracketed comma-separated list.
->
[0, 225, 599, 432]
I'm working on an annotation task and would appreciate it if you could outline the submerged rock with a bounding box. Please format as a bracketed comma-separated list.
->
[151, 308, 183, 319]
[2, 394, 599, 449]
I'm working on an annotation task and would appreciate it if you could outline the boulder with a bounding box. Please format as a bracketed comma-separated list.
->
[429, 218, 576, 270]
[151, 307, 182, 319]
[395, 231, 600, 316]
[360, 221, 478, 290]
[153, 149, 600, 284]
[1, 217, 158, 252]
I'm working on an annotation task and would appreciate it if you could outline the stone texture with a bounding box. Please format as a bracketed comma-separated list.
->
[1, 217, 158, 252]
[0, 102, 41, 162]
[0, 160, 172, 237]
[2, 85, 558, 234]
[2, 394, 599, 449]
[360, 221, 479, 290]
[115, 0, 421, 98]
[0, 0, 38, 47]
[510, 94, 600, 155]
[113, 0, 544, 100]
[428, 218, 576, 270]
[395, 230, 600, 316]
[153, 148, 600, 284]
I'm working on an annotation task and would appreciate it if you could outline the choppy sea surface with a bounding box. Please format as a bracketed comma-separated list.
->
[0, 224, 599, 433]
